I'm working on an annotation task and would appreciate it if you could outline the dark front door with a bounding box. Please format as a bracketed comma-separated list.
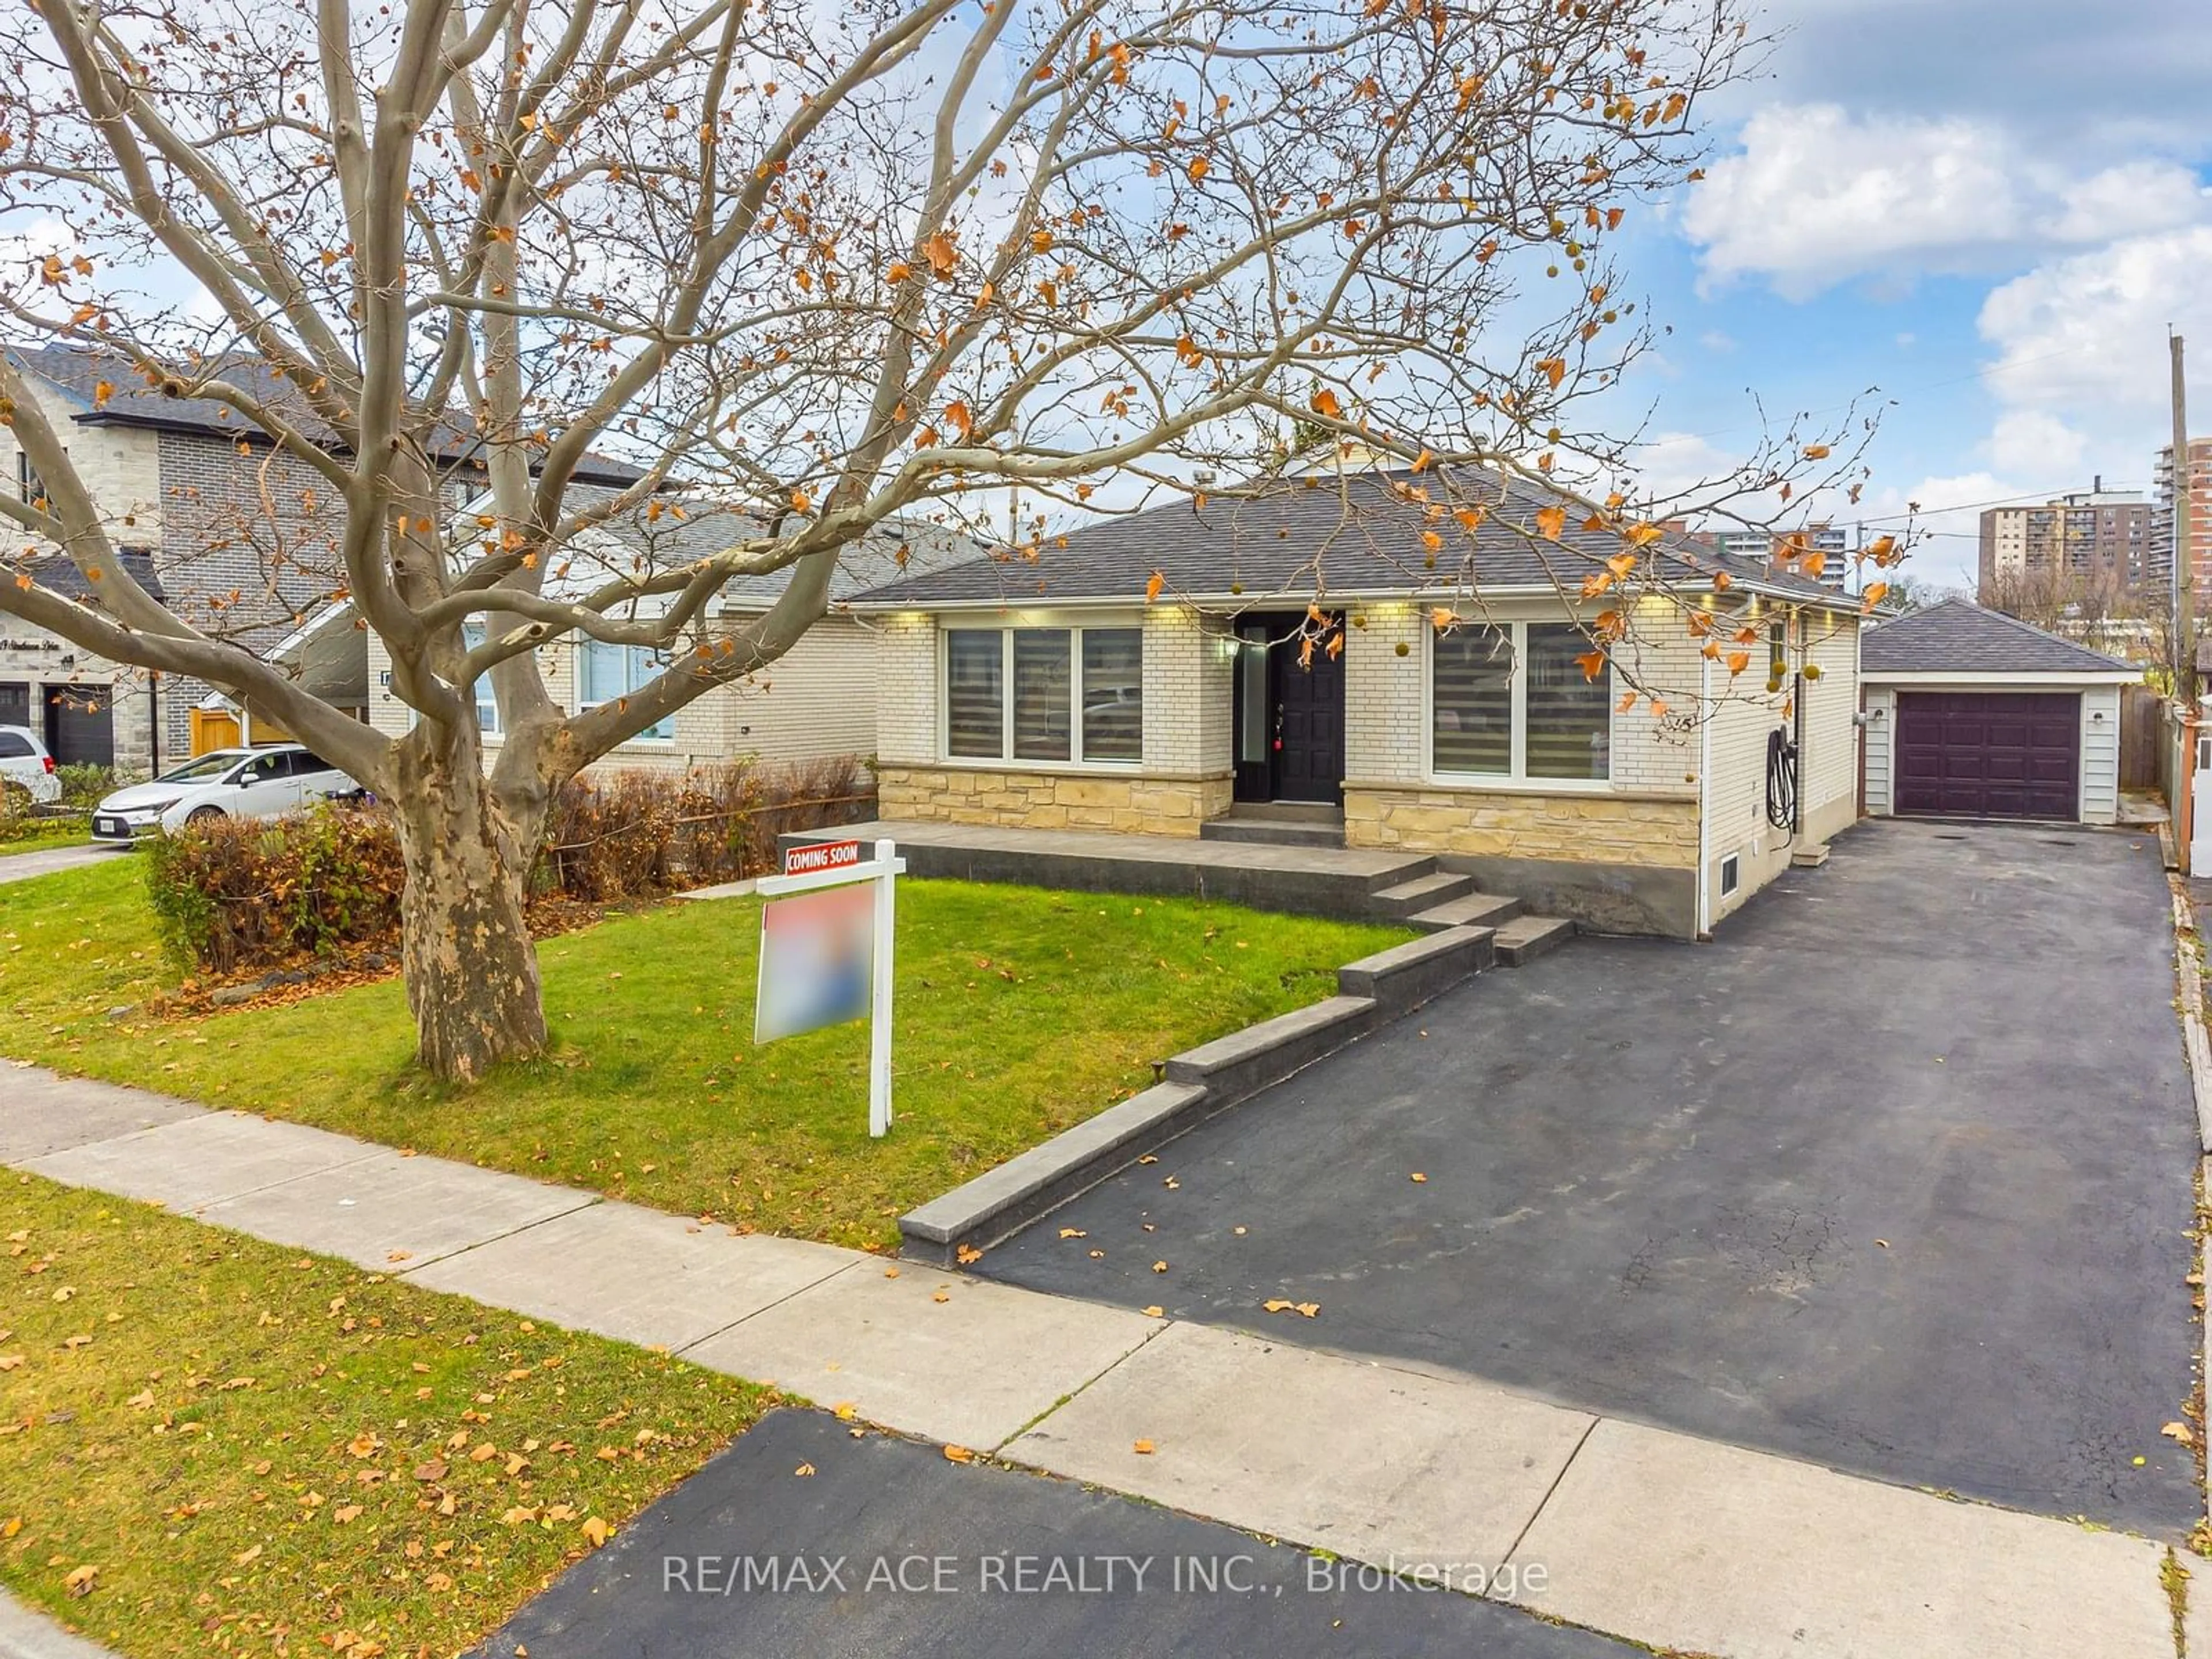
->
[43, 683, 115, 768]
[1895, 691, 2079, 820]
[1270, 620, 1346, 804]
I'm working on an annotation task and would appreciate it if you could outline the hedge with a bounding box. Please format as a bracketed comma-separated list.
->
[146, 753, 873, 975]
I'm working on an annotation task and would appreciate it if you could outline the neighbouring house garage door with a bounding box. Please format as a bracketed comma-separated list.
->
[1895, 691, 2080, 820]
[42, 684, 115, 768]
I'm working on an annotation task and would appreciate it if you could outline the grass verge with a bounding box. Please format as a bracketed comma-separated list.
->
[0, 1172, 770, 1658]
[0, 858, 1410, 1248]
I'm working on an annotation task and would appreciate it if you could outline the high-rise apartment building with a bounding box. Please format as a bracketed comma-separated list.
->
[1710, 521, 1851, 591]
[2153, 437, 2212, 597]
[1976, 483, 2150, 603]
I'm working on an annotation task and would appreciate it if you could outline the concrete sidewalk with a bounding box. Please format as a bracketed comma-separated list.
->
[0, 843, 126, 885]
[1, 1065, 2188, 1659]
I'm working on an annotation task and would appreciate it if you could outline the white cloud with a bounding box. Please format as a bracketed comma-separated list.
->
[1681, 104, 2209, 294]
[1984, 411, 2086, 479]
[1976, 224, 2212, 419]
[1851, 471, 2035, 592]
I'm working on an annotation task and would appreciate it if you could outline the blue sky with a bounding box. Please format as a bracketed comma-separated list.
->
[1613, 0, 2212, 587]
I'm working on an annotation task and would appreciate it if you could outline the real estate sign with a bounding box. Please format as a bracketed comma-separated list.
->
[753, 837, 904, 1137]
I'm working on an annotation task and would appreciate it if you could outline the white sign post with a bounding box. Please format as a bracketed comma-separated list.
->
[755, 837, 903, 1137]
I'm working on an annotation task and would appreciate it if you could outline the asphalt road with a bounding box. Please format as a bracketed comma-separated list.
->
[978, 819, 2202, 1535]
[467, 1408, 1639, 1658]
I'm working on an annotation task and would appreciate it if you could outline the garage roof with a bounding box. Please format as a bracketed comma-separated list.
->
[1861, 599, 2138, 678]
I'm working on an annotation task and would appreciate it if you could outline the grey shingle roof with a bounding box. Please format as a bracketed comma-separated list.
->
[10, 343, 643, 487]
[1860, 599, 2138, 676]
[846, 465, 1838, 608]
[14, 547, 165, 605]
[554, 485, 986, 605]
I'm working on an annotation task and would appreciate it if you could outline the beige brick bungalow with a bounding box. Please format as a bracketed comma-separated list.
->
[845, 466, 1865, 938]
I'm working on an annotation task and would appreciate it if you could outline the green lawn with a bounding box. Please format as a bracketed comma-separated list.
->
[0, 858, 1407, 1248]
[0, 821, 92, 857]
[0, 1174, 770, 1659]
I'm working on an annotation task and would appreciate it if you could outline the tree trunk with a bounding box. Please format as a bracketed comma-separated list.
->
[388, 732, 549, 1082]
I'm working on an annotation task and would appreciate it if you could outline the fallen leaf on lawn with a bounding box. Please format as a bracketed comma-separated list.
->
[63, 1564, 97, 1598]
[1141, 1306, 1164, 1318]
[501, 1506, 538, 1525]
[51, 1286, 74, 1302]
[944, 1445, 974, 1464]
[580, 1517, 611, 1548]
[347, 1432, 384, 1459]
[1132, 1440, 1156, 1455]
[468, 1442, 498, 1463]
[438, 1492, 457, 1517]
[60, 1335, 92, 1351]
[794, 1463, 816, 1478]
[233, 1545, 262, 1566]
[124, 1389, 156, 1411]
[505, 1453, 530, 1476]
[2164, 1421, 2197, 1446]
[332, 1504, 364, 1524]
[412, 1460, 448, 1482]
[0, 1518, 20, 1540]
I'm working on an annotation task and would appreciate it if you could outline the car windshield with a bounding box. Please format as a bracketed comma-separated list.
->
[153, 753, 246, 784]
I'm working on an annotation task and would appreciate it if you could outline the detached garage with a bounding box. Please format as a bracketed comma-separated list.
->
[1861, 600, 2139, 826]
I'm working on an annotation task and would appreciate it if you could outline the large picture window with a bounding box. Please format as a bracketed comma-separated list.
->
[943, 625, 1144, 766]
[577, 639, 675, 741]
[1430, 621, 1610, 782]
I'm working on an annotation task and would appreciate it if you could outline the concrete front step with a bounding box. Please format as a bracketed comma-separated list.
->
[1198, 816, 1346, 849]
[1407, 891, 1524, 931]
[1368, 870, 1476, 918]
[1491, 913, 1576, 966]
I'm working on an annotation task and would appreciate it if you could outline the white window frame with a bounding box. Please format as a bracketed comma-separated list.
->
[460, 622, 502, 737]
[938, 623, 1144, 770]
[1424, 619, 1613, 790]
[576, 639, 676, 743]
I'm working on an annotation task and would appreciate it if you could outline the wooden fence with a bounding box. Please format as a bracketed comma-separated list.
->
[2120, 684, 2163, 791]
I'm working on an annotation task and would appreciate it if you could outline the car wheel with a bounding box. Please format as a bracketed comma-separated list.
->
[186, 805, 225, 824]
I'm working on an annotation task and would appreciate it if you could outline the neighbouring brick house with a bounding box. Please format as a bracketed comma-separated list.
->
[845, 463, 1865, 938]
[0, 342, 638, 778]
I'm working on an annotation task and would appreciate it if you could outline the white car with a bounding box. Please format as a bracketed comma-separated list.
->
[0, 725, 62, 806]
[90, 745, 362, 842]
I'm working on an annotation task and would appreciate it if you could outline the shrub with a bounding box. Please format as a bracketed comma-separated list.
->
[55, 763, 115, 808]
[147, 753, 875, 975]
[147, 804, 404, 974]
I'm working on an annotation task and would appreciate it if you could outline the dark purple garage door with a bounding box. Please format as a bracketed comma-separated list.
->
[1894, 691, 2080, 820]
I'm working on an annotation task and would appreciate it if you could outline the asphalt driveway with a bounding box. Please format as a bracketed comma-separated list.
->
[978, 820, 2203, 1535]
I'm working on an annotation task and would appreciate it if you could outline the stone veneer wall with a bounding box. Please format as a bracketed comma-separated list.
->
[1343, 783, 1699, 866]
[877, 764, 1233, 836]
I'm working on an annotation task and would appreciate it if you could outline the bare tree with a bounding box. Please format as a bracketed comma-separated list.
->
[0, 0, 1851, 1080]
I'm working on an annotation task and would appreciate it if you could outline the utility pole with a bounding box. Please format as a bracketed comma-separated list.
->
[2173, 331, 2193, 704]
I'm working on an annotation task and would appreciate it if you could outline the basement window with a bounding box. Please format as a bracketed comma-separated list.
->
[1719, 853, 1740, 896]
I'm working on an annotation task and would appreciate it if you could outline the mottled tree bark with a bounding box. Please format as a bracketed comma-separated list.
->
[388, 725, 550, 1081]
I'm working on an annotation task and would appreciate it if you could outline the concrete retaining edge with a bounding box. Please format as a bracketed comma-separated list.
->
[897, 927, 1497, 1265]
